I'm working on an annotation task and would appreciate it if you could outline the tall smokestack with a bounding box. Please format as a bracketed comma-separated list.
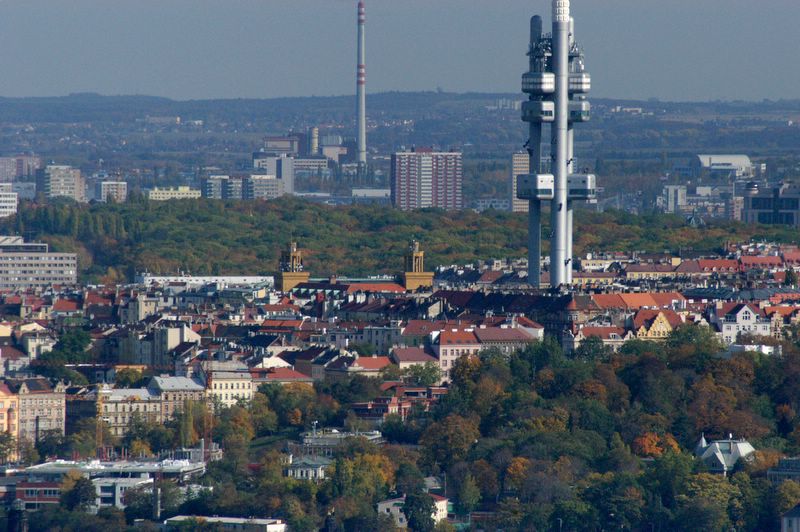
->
[550, 0, 570, 288]
[357, 1, 367, 173]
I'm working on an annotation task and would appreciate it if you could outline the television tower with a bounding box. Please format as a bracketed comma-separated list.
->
[356, 1, 367, 176]
[518, 0, 595, 289]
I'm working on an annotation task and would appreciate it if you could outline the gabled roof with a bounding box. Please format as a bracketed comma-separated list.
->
[741, 256, 784, 269]
[581, 326, 627, 340]
[352, 356, 391, 371]
[403, 320, 448, 337]
[52, 299, 80, 312]
[391, 347, 436, 364]
[698, 259, 740, 272]
[633, 309, 683, 330]
[474, 327, 536, 343]
[438, 329, 479, 346]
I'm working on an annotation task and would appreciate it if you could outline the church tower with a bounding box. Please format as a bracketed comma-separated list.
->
[278, 242, 311, 292]
[402, 240, 434, 291]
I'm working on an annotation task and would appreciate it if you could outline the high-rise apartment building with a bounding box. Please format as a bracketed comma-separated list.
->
[0, 155, 42, 182]
[511, 153, 530, 213]
[96, 181, 128, 203]
[0, 236, 78, 288]
[201, 175, 243, 200]
[391, 149, 463, 211]
[39, 165, 85, 202]
[0, 159, 15, 183]
[0, 184, 18, 218]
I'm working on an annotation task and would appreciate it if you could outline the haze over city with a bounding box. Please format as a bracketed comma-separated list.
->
[0, 0, 799, 101]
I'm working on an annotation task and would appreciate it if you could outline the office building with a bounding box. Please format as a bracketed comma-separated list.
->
[243, 175, 285, 200]
[96, 181, 128, 203]
[147, 186, 201, 201]
[743, 183, 800, 226]
[0, 236, 77, 288]
[0, 184, 18, 218]
[39, 165, 85, 202]
[511, 152, 530, 213]
[391, 149, 463, 211]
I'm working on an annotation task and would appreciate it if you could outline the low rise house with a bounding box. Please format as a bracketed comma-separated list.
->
[694, 435, 755, 476]
[377, 493, 449, 529]
[284, 455, 331, 482]
[709, 303, 773, 344]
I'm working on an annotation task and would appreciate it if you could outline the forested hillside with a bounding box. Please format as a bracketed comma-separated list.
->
[4, 197, 798, 283]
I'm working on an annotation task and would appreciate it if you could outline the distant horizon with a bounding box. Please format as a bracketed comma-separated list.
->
[0, 1, 798, 102]
[0, 90, 798, 106]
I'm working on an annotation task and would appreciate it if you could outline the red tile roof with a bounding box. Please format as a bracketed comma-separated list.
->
[353, 356, 391, 371]
[741, 256, 784, 269]
[438, 329, 479, 346]
[698, 259, 740, 272]
[633, 309, 683, 330]
[581, 326, 627, 340]
[392, 347, 437, 364]
[345, 283, 406, 294]
[52, 299, 80, 312]
[403, 320, 447, 337]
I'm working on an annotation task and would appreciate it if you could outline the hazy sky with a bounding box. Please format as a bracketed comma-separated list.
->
[0, 0, 798, 102]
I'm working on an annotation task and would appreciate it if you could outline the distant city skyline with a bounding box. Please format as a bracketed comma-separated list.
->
[0, 0, 798, 102]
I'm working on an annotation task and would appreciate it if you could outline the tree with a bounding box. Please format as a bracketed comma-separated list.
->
[419, 414, 479, 469]
[115, 367, 144, 388]
[61, 475, 96, 511]
[404, 363, 442, 387]
[404, 490, 435, 532]
[395, 462, 425, 496]
[574, 335, 611, 362]
[250, 392, 278, 436]
[456, 473, 481, 516]
[786, 267, 798, 286]
[0, 432, 16, 463]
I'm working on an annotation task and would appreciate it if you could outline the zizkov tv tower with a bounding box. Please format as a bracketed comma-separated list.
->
[517, 0, 596, 289]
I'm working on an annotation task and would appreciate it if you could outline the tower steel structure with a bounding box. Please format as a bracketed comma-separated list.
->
[518, 0, 595, 289]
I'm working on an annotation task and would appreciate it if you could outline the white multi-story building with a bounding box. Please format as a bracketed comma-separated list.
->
[0, 184, 18, 218]
[710, 303, 773, 344]
[0, 236, 77, 289]
[96, 181, 128, 203]
[199, 362, 254, 409]
[377, 494, 449, 529]
[147, 186, 201, 201]
[40, 165, 85, 202]
[243, 175, 285, 200]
